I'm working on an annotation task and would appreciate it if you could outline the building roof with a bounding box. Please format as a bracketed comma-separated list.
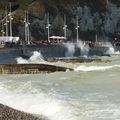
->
[0, 37, 19, 42]
[49, 36, 65, 39]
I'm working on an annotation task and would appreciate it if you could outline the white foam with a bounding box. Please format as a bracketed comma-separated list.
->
[76, 40, 89, 57]
[64, 40, 89, 57]
[16, 51, 46, 64]
[16, 57, 29, 64]
[104, 42, 120, 55]
[0, 80, 74, 120]
[64, 42, 75, 57]
[0, 68, 120, 120]
[75, 64, 120, 72]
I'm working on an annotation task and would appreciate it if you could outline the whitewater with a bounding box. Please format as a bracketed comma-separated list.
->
[0, 52, 120, 120]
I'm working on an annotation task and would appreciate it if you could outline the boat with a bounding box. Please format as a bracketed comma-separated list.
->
[0, 5, 112, 64]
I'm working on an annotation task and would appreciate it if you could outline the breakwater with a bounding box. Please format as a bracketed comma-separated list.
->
[0, 64, 73, 74]
[47, 57, 111, 63]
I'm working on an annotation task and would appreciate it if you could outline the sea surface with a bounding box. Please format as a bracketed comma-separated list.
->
[0, 56, 120, 120]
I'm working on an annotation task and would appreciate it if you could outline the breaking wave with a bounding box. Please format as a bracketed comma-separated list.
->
[76, 40, 89, 57]
[16, 51, 46, 64]
[104, 42, 120, 55]
[75, 64, 120, 72]
[64, 42, 75, 57]
[0, 79, 75, 120]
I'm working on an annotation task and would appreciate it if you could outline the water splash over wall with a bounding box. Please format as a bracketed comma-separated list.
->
[16, 51, 45, 64]
[63, 41, 89, 57]
[105, 42, 120, 55]
[64, 42, 75, 57]
[76, 40, 89, 57]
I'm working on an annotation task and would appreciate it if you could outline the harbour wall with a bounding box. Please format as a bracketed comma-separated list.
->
[0, 44, 111, 64]
[0, 64, 73, 74]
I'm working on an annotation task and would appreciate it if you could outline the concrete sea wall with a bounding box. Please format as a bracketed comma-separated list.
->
[0, 64, 73, 74]
[47, 57, 111, 63]
[0, 44, 110, 64]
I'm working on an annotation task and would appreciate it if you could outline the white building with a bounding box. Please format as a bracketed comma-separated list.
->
[0, 37, 19, 43]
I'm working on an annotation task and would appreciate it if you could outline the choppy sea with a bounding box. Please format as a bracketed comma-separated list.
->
[0, 56, 120, 120]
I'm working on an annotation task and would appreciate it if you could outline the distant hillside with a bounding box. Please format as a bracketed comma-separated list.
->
[0, 0, 120, 42]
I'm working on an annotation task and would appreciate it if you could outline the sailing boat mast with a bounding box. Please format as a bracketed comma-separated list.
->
[9, 2, 13, 37]
[24, 10, 30, 45]
[4, 6, 9, 37]
[75, 16, 79, 42]
[24, 10, 27, 44]
[95, 32, 98, 43]
[106, 0, 109, 9]
[46, 13, 51, 43]
[1, 21, 5, 37]
[63, 14, 67, 40]
[27, 10, 30, 44]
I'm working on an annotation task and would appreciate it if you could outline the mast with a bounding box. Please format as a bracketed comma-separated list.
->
[106, 0, 109, 9]
[75, 16, 79, 42]
[24, 10, 27, 44]
[63, 14, 67, 40]
[1, 20, 5, 42]
[1, 21, 5, 37]
[9, 2, 13, 37]
[24, 10, 30, 45]
[46, 13, 51, 42]
[5, 6, 8, 36]
[95, 32, 98, 43]
[27, 10, 30, 44]
[95, 14, 98, 43]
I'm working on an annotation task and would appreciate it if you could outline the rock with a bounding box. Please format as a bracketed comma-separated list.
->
[0, 104, 47, 120]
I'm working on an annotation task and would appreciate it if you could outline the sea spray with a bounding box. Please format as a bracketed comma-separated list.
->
[74, 64, 120, 72]
[16, 51, 45, 64]
[105, 42, 115, 55]
[0, 60, 120, 120]
[106, 47, 120, 55]
[104, 42, 120, 55]
[29, 51, 44, 62]
[0, 78, 75, 120]
[63, 42, 75, 57]
[76, 40, 89, 56]
[64, 41, 89, 57]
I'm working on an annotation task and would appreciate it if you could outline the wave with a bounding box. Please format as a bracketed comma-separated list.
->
[16, 51, 46, 64]
[74, 64, 120, 72]
[0, 79, 74, 120]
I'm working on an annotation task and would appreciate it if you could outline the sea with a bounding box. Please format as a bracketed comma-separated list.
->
[0, 55, 120, 120]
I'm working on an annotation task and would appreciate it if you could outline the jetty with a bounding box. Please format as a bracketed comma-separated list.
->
[111, 54, 120, 57]
[47, 57, 111, 63]
[0, 64, 73, 74]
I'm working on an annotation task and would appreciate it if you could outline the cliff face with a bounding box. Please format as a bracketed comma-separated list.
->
[0, 0, 120, 41]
